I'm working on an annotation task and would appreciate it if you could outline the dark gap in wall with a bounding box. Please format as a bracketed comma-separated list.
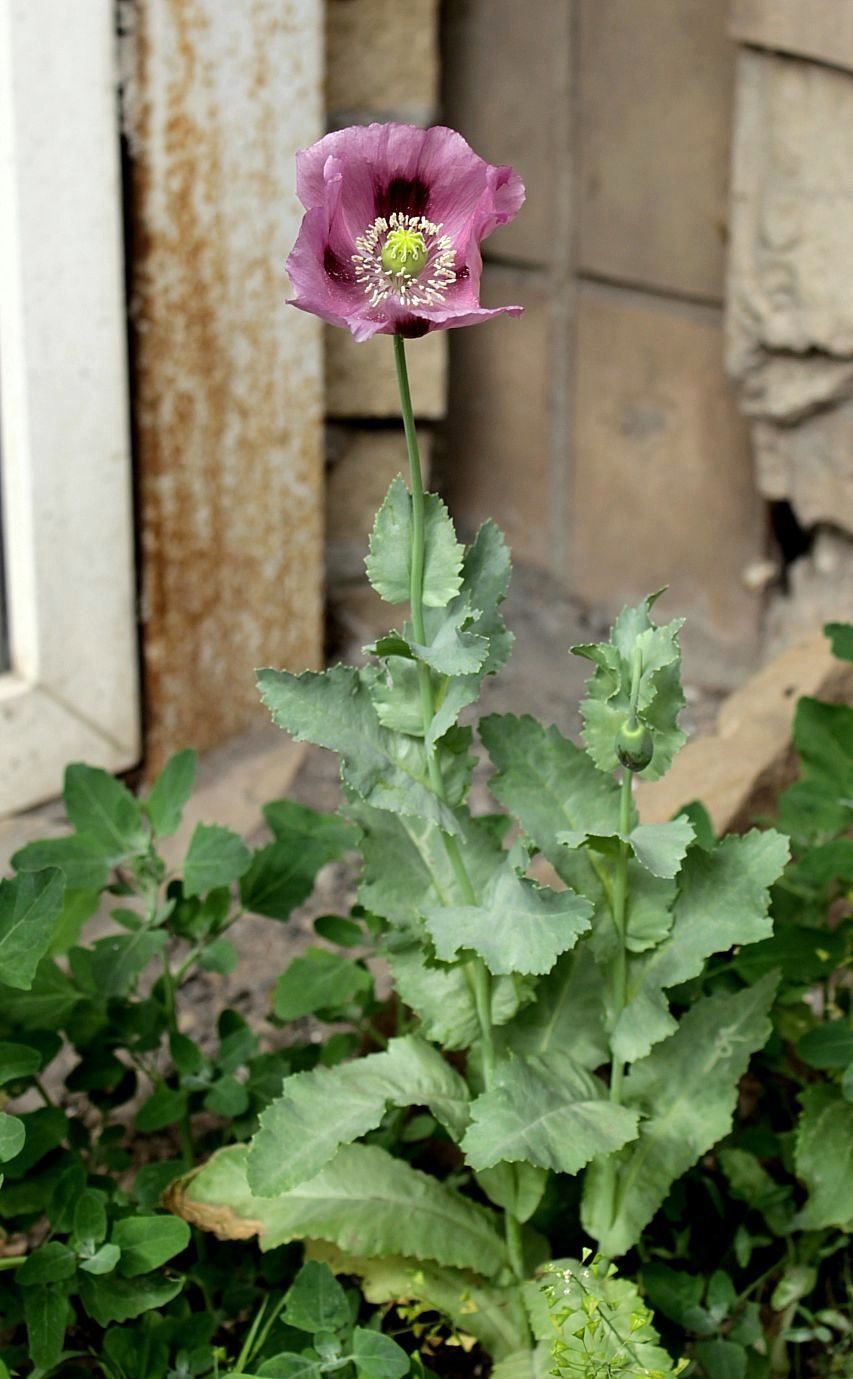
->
[769, 500, 814, 592]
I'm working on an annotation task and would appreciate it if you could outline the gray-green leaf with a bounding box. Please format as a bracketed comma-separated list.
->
[583, 973, 778, 1256]
[248, 1035, 470, 1194]
[558, 817, 695, 880]
[572, 592, 687, 781]
[365, 475, 463, 608]
[174, 1142, 508, 1278]
[425, 863, 592, 977]
[259, 665, 463, 835]
[612, 830, 789, 1064]
[462, 1052, 639, 1175]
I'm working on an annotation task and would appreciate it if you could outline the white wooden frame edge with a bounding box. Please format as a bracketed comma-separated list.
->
[0, 0, 140, 817]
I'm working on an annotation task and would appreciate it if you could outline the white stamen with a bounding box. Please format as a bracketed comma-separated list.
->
[352, 212, 456, 309]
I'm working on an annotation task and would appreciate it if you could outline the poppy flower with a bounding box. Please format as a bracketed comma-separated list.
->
[286, 122, 525, 341]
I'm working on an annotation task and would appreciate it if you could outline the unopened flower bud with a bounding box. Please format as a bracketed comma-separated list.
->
[616, 719, 654, 772]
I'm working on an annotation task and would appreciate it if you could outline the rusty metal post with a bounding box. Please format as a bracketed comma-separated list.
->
[122, 0, 324, 772]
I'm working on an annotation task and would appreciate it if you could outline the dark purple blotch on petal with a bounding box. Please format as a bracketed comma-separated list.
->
[323, 245, 355, 285]
[375, 175, 430, 219]
[396, 316, 431, 339]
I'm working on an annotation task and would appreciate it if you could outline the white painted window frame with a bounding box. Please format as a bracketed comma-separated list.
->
[0, 0, 140, 816]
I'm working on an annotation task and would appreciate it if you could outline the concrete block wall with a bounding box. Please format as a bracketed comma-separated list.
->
[323, 0, 444, 609]
[442, 0, 770, 685]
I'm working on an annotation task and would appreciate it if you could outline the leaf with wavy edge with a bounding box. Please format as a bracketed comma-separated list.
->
[365, 476, 464, 609]
[582, 973, 779, 1256]
[611, 830, 789, 1064]
[248, 1035, 470, 1195]
[462, 1052, 639, 1175]
[480, 715, 622, 899]
[168, 1142, 508, 1279]
[258, 664, 462, 835]
[425, 863, 592, 977]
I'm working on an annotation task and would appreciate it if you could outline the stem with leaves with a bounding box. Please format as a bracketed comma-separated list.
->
[392, 333, 521, 1279]
[602, 651, 642, 1226]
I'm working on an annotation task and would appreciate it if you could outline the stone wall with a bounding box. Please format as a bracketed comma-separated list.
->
[323, 0, 443, 634]
[726, 7, 853, 647]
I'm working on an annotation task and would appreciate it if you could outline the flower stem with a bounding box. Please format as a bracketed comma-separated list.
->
[393, 333, 516, 1258]
[602, 651, 642, 1227]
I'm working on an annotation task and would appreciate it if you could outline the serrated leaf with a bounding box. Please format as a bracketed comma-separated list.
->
[259, 664, 463, 835]
[64, 762, 148, 861]
[369, 656, 429, 737]
[558, 818, 695, 880]
[352, 798, 504, 930]
[611, 830, 789, 1063]
[388, 941, 529, 1049]
[583, 973, 778, 1256]
[13, 834, 110, 892]
[499, 947, 610, 1070]
[184, 823, 252, 898]
[793, 1084, 853, 1229]
[410, 598, 489, 676]
[480, 715, 622, 896]
[365, 475, 463, 608]
[273, 948, 371, 1020]
[572, 593, 686, 780]
[0, 869, 65, 990]
[144, 748, 197, 837]
[425, 863, 592, 977]
[462, 1052, 639, 1175]
[171, 1142, 508, 1278]
[248, 1035, 470, 1194]
[112, 1214, 191, 1276]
